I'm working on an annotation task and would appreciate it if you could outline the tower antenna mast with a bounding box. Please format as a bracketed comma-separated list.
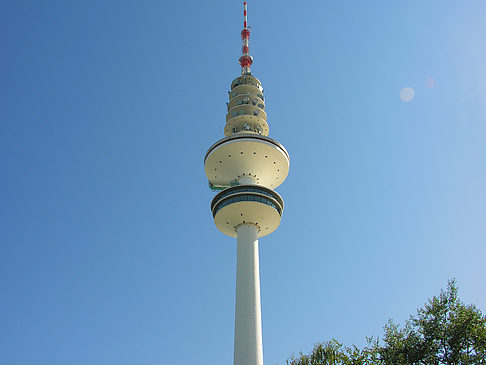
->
[239, 2, 253, 75]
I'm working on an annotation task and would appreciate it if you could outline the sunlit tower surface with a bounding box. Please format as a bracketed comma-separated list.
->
[204, 3, 290, 365]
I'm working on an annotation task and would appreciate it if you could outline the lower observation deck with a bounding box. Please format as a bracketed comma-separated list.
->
[211, 185, 284, 238]
[205, 134, 289, 189]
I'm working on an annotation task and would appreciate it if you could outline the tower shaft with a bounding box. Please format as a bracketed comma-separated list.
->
[234, 224, 263, 365]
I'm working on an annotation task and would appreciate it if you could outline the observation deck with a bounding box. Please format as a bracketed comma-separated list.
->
[211, 185, 284, 237]
[204, 133, 289, 189]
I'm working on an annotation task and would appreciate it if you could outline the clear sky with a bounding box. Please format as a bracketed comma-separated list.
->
[1, 1, 485, 364]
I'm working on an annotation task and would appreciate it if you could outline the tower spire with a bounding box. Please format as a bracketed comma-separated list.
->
[239, 2, 253, 75]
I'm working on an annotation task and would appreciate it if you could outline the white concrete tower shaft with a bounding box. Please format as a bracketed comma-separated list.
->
[234, 224, 263, 365]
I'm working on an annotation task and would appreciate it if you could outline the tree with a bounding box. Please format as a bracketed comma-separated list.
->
[287, 280, 486, 365]
[286, 338, 380, 365]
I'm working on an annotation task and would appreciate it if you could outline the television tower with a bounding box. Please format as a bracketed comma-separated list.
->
[204, 2, 289, 365]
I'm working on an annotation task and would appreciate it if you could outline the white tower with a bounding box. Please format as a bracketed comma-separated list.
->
[204, 3, 289, 364]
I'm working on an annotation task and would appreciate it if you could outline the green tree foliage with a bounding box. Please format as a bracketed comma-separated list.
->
[286, 280, 486, 365]
[286, 338, 380, 365]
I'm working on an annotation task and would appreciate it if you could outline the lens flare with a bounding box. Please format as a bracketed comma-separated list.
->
[425, 77, 435, 88]
[400, 87, 415, 102]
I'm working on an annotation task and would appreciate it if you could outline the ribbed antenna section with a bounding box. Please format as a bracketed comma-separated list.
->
[239, 2, 253, 75]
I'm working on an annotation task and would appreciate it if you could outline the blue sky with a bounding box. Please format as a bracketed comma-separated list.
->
[1, 1, 485, 364]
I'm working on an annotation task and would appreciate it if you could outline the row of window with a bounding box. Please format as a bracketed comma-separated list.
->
[232, 79, 263, 91]
[213, 194, 282, 217]
[214, 186, 280, 204]
[231, 125, 263, 134]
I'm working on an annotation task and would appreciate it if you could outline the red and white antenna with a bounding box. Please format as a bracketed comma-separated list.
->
[239, 2, 253, 75]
